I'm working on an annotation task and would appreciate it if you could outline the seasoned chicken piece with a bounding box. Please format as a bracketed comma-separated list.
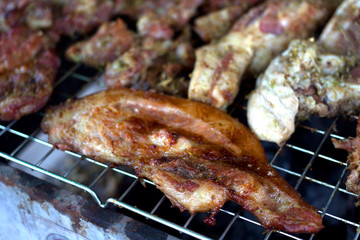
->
[247, 0, 360, 145]
[0, 27, 59, 121]
[318, 0, 360, 55]
[248, 39, 359, 144]
[66, 19, 134, 68]
[332, 117, 360, 199]
[194, 0, 264, 42]
[189, 0, 339, 109]
[42, 88, 323, 233]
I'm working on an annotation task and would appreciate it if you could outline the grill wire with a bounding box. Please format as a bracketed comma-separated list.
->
[1, 57, 360, 240]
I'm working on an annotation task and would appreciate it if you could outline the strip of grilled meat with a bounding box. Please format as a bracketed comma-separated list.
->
[41, 88, 323, 233]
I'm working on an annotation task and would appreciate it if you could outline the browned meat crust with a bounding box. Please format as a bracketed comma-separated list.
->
[0, 27, 59, 121]
[65, 18, 134, 68]
[42, 88, 323, 233]
[104, 29, 194, 97]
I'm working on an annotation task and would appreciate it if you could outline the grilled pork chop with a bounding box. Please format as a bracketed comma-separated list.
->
[42, 88, 323, 233]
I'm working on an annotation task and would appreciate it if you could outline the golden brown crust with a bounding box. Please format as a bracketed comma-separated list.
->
[42, 88, 323, 233]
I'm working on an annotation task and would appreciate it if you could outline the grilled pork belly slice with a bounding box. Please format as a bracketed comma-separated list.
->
[188, 0, 338, 109]
[247, 0, 360, 145]
[42, 88, 323, 233]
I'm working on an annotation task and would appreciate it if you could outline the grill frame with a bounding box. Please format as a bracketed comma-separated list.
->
[1, 60, 360, 240]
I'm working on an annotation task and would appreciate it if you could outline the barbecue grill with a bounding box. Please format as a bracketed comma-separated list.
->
[0, 51, 359, 240]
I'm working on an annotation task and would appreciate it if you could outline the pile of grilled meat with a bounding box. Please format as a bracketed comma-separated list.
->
[1, 0, 360, 234]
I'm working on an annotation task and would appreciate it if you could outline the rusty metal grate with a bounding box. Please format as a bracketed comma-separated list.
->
[1, 59, 360, 240]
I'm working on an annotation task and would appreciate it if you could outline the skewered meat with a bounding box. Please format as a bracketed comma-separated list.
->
[41, 88, 323, 233]
[247, 0, 360, 145]
[332, 117, 360, 199]
[65, 19, 134, 68]
[0, 27, 60, 121]
[188, 0, 339, 109]
[193, 0, 264, 42]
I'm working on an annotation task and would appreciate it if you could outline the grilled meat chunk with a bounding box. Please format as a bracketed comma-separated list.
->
[0, 27, 59, 121]
[0, 27, 55, 73]
[104, 29, 194, 97]
[52, 0, 114, 36]
[333, 117, 360, 199]
[188, 0, 339, 109]
[247, 39, 359, 145]
[0, 50, 59, 121]
[318, 0, 360, 55]
[66, 19, 134, 68]
[193, 0, 264, 42]
[247, 0, 360, 145]
[42, 88, 323, 233]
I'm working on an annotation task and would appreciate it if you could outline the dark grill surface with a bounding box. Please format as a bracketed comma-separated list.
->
[1, 52, 360, 240]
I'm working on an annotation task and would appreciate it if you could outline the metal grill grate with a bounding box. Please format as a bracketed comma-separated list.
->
[1, 60, 360, 240]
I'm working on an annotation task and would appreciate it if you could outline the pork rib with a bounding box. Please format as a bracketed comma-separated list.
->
[41, 88, 323, 233]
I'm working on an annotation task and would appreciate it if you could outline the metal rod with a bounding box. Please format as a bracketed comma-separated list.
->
[294, 117, 338, 190]
[218, 209, 241, 240]
[150, 195, 166, 215]
[10, 127, 42, 157]
[118, 179, 139, 202]
[35, 148, 54, 167]
[0, 120, 16, 137]
[63, 157, 82, 178]
[88, 166, 110, 189]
